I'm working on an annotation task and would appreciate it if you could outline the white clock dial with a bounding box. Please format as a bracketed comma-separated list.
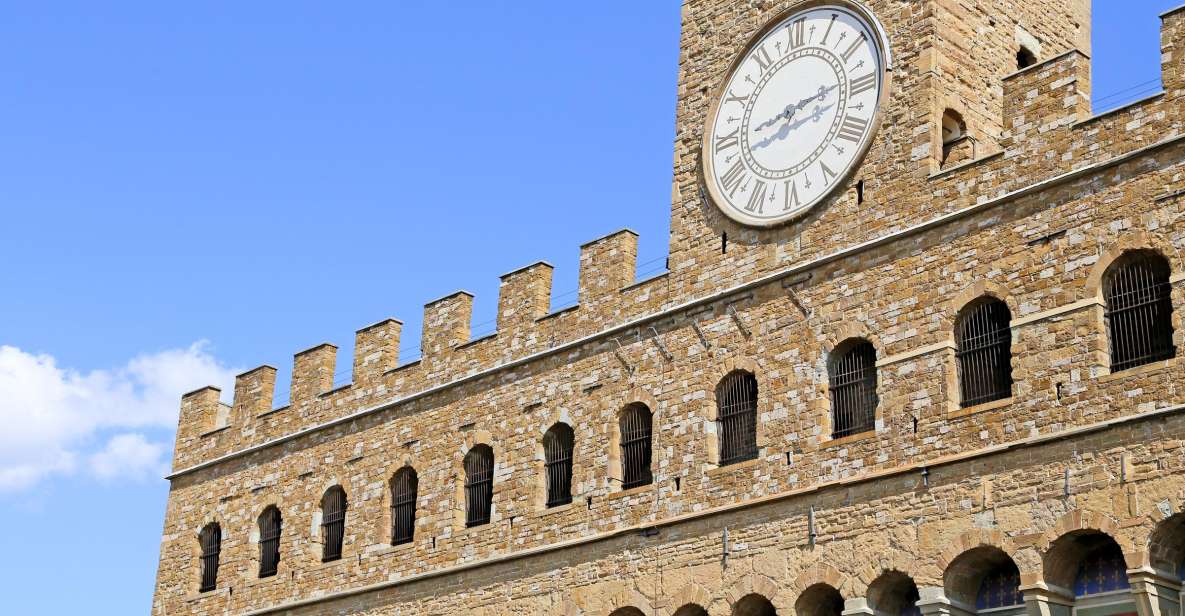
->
[702, 2, 890, 227]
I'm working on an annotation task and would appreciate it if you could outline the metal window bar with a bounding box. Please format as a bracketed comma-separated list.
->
[620, 404, 653, 490]
[258, 507, 281, 578]
[464, 446, 494, 527]
[544, 424, 574, 507]
[390, 468, 417, 546]
[1106, 253, 1175, 372]
[717, 371, 758, 465]
[199, 524, 221, 593]
[956, 300, 1014, 407]
[320, 487, 347, 562]
[830, 342, 878, 438]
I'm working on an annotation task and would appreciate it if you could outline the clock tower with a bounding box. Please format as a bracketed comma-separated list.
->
[668, 0, 1090, 297]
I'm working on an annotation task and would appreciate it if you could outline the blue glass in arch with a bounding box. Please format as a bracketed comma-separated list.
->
[1074, 543, 1131, 597]
[976, 566, 1024, 610]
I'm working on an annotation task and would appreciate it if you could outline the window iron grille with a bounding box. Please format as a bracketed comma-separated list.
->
[956, 299, 1014, 407]
[620, 404, 653, 490]
[464, 445, 494, 527]
[1106, 252, 1175, 372]
[830, 341, 878, 439]
[199, 523, 221, 593]
[717, 371, 758, 465]
[258, 507, 281, 578]
[320, 487, 347, 562]
[390, 467, 417, 546]
[544, 424, 574, 508]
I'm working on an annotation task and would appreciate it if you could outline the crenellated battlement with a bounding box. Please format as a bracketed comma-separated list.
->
[170, 6, 1185, 476]
[169, 226, 668, 471]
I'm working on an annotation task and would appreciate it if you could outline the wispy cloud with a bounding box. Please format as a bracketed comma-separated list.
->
[0, 342, 237, 491]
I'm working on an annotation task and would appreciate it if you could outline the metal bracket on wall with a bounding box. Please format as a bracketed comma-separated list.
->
[782, 274, 814, 319]
[727, 303, 751, 338]
[612, 337, 634, 376]
[648, 327, 673, 362]
[691, 321, 712, 350]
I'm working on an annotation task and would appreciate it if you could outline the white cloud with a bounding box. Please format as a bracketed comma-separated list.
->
[89, 433, 169, 481]
[0, 342, 238, 491]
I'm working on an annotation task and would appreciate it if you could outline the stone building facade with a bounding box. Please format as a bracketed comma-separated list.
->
[152, 1, 1185, 615]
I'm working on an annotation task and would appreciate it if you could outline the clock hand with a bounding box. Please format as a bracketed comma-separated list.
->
[752, 83, 840, 132]
[751, 101, 837, 149]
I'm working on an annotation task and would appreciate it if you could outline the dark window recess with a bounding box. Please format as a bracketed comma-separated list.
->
[830, 341, 878, 438]
[258, 507, 281, 578]
[717, 371, 759, 465]
[320, 486, 347, 562]
[956, 298, 1014, 407]
[619, 404, 653, 489]
[390, 467, 418, 546]
[198, 523, 221, 593]
[464, 445, 494, 527]
[544, 423, 575, 508]
[1017, 46, 1037, 69]
[1105, 251, 1176, 372]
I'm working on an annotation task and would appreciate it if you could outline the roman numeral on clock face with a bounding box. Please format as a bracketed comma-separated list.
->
[836, 115, 869, 142]
[714, 127, 739, 154]
[783, 179, 801, 211]
[725, 90, 750, 106]
[752, 46, 773, 74]
[841, 32, 868, 63]
[820, 161, 837, 183]
[745, 180, 768, 213]
[789, 18, 806, 49]
[849, 72, 877, 96]
[720, 158, 748, 197]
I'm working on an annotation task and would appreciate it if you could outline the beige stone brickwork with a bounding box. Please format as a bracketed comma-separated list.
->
[153, 1, 1185, 615]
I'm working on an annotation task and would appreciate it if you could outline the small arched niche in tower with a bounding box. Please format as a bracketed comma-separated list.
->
[941, 109, 972, 168]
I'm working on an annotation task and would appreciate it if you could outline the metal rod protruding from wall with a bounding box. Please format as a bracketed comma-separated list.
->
[727, 304, 751, 338]
[648, 327, 673, 362]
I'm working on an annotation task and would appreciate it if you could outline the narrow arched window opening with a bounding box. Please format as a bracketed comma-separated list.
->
[320, 486, 347, 562]
[464, 444, 494, 527]
[717, 370, 758, 465]
[956, 298, 1013, 407]
[620, 404, 653, 489]
[1105, 250, 1175, 372]
[198, 523, 221, 592]
[258, 506, 281, 578]
[830, 340, 878, 438]
[544, 423, 575, 507]
[1017, 46, 1037, 69]
[390, 467, 417, 546]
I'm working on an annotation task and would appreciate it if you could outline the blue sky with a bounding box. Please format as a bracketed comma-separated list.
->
[0, 2, 1176, 613]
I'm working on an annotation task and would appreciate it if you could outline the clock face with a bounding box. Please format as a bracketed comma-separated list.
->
[702, 2, 889, 227]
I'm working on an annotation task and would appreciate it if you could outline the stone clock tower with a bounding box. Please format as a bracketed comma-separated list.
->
[667, 0, 1090, 298]
[154, 1, 1185, 615]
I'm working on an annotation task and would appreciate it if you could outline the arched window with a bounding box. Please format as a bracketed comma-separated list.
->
[320, 486, 347, 562]
[1045, 532, 1135, 616]
[258, 506, 281, 578]
[390, 467, 417, 546]
[944, 545, 1024, 615]
[1105, 251, 1175, 372]
[796, 584, 844, 616]
[620, 403, 653, 489]
[830, 340, 878, 438]
[732, 593, 776, 616]
[464, 444, 494, 527]
[198, 523, 221, 592]
[543, 423, 574, 508]
[956, 298, 1013, 407]
[717, 371, 758, 465]
[869, 571, 922, 616]
[1017, 46, 1037, 69]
